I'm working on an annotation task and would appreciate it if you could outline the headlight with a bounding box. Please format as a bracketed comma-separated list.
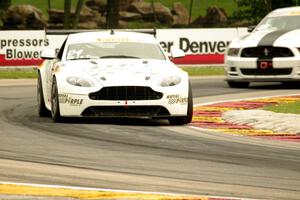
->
[161, 76, 181, 87]
[66, 77, 93, 87]
[227, 48, 240, 56]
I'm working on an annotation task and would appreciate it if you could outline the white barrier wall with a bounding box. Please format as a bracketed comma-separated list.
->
[0, 28, 247, 67]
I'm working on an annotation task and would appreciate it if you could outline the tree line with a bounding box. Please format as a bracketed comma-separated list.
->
[233, 0, 298, 24]
[0, 0, 299, 28]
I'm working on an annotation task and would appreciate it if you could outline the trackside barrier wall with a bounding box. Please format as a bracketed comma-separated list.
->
[0, 28, 247, 67]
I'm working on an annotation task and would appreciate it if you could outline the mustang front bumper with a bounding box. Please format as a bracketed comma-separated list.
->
[225, 56, 300, 82]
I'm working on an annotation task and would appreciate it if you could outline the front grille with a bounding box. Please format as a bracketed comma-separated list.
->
[241, 68, 292, 75]
[81, 106, 170, 117]
[241, 46, 294, 58]
[89, 86, 163, 101]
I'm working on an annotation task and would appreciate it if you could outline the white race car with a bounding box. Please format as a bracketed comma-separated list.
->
[225, 6, 300, 88]
[37, 30, 193, 124]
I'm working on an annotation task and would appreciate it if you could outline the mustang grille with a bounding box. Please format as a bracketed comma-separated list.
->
[241, 68, 292, 75]
[89, 86, 163, 101]
[81, 106, 170, 117]
[241, 46, 294, 58]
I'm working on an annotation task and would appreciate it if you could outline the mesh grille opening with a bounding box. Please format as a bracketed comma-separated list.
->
[89, 86, 163, 100]
[240, 68, 292, 75]
[241, 46, 294, 58]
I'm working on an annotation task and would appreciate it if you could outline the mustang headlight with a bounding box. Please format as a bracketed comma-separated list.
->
[66, 77, 93, 87]
[161, 76, 181, 87]
[227, 48, 240, 56]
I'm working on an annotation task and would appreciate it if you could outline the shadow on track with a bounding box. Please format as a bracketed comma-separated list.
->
[55, 117, 170, 126]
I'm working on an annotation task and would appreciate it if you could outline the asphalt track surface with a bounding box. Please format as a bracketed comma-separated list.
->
[0, 77, 300, 199]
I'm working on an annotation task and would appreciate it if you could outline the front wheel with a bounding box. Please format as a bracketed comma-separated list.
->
[51, 77, 62, 122]
[168, 82, 193, 125]
[37, 71, 51, 117]
[227, 81, 250, 88]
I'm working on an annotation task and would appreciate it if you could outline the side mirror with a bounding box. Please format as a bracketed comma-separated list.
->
[41, 49, 56, 59]
[247, 25, 256, 33]
[170, 47, 185, 58]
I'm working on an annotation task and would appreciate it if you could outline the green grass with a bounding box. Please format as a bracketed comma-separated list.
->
[12, 0, 237, 20]
[182, 66, 225, 76]
[263, 101, 300, 114]
[0, 66, 223, 79]
[0, 69, 37, 79]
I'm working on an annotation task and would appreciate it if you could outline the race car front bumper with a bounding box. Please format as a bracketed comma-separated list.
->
[57, 86, 189, 118]
[225, 56, 300, 82]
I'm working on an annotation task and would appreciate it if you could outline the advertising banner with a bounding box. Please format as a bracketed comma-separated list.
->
[0, 30, 66, 67]
[0, 28, 247, 67]
[157, 28, 247, 65]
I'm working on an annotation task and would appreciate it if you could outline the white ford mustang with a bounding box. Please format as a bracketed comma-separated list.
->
[225, 6, 300, 88]
[37, 30, 193, 124]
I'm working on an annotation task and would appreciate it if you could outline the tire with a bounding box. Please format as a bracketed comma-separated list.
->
[37, 71, 51, 117]
[51, 77, 62, 122]
[168, 82, 193, 125]
[227, 81, 250, 88]
[281, 81, 296, 87]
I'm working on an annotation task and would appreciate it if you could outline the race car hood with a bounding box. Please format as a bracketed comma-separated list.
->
[63, 59, 177, 87]
[230, 29, 300, 48]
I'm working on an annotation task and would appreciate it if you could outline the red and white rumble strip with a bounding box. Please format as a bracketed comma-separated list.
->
[191, 94, 300, 143]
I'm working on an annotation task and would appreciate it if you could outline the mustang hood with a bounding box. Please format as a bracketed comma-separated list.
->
[231, 29, 300, 47]
[64, 59, 173, 87]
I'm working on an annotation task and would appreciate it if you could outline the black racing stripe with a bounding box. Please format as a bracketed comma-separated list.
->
[258, 29, 292, 46]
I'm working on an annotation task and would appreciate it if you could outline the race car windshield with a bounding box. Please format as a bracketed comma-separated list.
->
[66, 42, 166, 61]
[255, 15, 300, 32]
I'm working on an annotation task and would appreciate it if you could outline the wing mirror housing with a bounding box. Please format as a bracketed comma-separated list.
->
[41, 49, 56, 59]
[170, 47, 185, 58]
[247, 25, 256, 33]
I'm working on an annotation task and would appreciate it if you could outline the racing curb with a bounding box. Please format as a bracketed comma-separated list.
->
[191, 94, 300, 142]
[0, 182, 251, 200]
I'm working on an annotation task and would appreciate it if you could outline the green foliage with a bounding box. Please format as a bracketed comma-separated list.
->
[11, 0, 298, 28]
[232, 0, 266, 24]
[11, 0, 237, 21]
[263, 101, 300, 114]
[11, 0, 80, 18]
[145, 0, 238, 20]
[127, 21, 168, 29]
[233, 0, 297, 25]
[272, 0, 296, 8]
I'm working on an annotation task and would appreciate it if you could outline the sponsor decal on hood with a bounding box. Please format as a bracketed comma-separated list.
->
[63, 59, 173, 86]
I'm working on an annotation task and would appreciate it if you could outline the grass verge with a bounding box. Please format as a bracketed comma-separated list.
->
[0, 66, 224, 79]
[0, 68, 37, 79]
[262, 101, 300, 114]
[182, 66, 225, 76]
